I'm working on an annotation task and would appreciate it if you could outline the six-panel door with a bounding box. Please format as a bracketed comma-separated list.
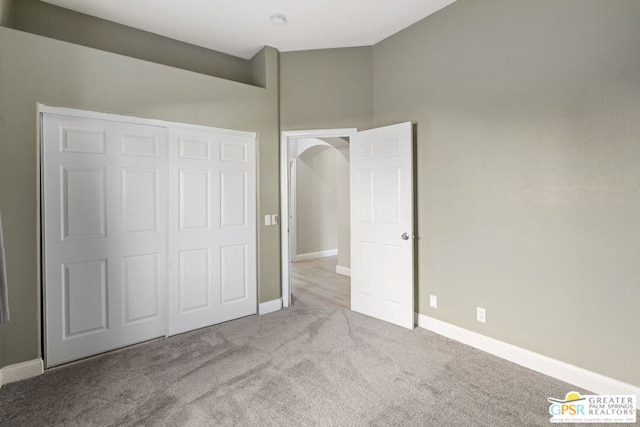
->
[167, 127, 257, 335]
[350, 122, 414, 329]
[42, 114, 167, 367]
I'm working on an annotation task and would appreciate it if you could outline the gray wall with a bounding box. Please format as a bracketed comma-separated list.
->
[0, 27, 280, 368]
[373, 0, 640, 386]
[335, 146, 350, 270]
[10, 0, 254, 85]
[296, 146, 339, 256]
[280, 47, 374, 131]
[0, 0, 13, 26]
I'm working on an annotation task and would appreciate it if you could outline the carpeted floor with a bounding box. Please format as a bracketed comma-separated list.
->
[0, 305, 600, 426]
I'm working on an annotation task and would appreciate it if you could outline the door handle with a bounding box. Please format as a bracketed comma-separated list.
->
[401, 233, 410, 240]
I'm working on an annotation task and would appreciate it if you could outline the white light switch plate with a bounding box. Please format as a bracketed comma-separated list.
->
[264, 215, 271, 226]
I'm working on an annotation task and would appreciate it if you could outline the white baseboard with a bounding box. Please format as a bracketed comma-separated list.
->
[295, 249, 338, 262]
[0, 358, 44, 387]
[416, 313, 640, 397]
[335, 265, 351, 277]
[259, 298, 283, 315]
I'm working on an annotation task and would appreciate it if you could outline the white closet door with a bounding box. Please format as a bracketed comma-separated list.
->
[43, 114, 166, 367]
[168, 128, 256, 335]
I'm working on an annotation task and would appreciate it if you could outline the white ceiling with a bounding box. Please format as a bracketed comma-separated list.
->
[41, 0, 457, 59]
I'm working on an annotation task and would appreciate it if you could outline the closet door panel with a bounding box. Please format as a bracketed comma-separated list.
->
[43, 114, 166, 367]
[168, 128, 256, 335]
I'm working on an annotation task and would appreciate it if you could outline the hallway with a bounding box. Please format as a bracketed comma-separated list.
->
[290, 256, 349, 308]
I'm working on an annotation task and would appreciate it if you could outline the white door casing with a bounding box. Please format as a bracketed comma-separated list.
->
[350, 122, 414, 329]
[167, 128, 257, 335]
[289, 159, 297, 263]
[42, 114, 167, 367]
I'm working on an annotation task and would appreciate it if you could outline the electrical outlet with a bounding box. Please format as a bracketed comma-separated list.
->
[429, 295, 438, 308]
[477, 307, 486, 323]
[271, 214, 279, 225]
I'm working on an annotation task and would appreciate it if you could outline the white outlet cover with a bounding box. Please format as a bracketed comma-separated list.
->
[477, 307, 486, 323]
[429, 295, 437, 308]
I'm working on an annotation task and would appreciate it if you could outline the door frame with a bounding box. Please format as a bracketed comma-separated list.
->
[288, 159, 297, 262]
[280, 129, 356, 308]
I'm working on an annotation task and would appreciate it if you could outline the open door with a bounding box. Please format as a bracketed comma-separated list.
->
[280, 128, 357, 308]
[350, 122, 414, 329]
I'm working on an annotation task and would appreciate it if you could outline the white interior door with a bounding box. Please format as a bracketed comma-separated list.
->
[43, 114, 166, 367]
[167, 128, 257, 335]
[350, 122, 414, 329]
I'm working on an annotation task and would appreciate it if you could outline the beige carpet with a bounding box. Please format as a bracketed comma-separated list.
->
[0, 305, 596, 426]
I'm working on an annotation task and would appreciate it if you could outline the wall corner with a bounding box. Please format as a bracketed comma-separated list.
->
[0, 0, 14, 27]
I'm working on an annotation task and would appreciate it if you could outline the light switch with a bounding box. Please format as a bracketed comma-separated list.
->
[264, 215, 271, 226]
[271, 214, 279, 225]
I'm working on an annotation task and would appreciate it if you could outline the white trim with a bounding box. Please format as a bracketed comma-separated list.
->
[280, 129, 357, 308]
[296, 249, 338, 262]
[38, 104, 257, 138]
[289, 159, 297, 264]
[416, 313, 640, 397]
[0, 359, 44, 387]
[335, 265, 351, 277]
[258, 298, 283, 315]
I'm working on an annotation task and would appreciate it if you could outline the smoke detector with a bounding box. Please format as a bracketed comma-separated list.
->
[270, 13, 287, 26]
